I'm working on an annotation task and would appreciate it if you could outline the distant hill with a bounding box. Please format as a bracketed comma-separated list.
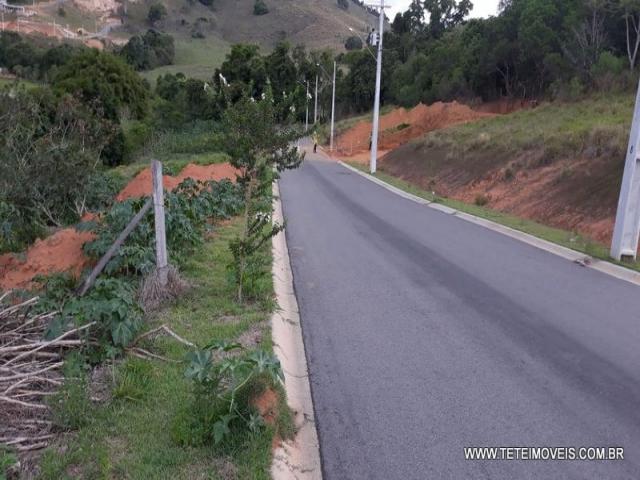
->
[119, 0, 380, 51]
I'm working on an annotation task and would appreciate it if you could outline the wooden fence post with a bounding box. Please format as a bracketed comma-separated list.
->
[151, 159, 168, 286]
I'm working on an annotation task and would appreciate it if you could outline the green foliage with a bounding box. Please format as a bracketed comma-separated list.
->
[48, 278, 143, 349]
[120, 29, 175, 71]
[84, 179, 243, 277]
[0, 88, 115, 252]
[49, 353, 92, 430]
[253, 0, 269, 15]
[147, 3, 167, 24]
[345, 35, 362, 50]
[0, 447, 17, 480]
[112, 358, 153, 401]
[176, 342, 283, 446]
[221, 90, 303, 302]
[53, 49, 150, 121]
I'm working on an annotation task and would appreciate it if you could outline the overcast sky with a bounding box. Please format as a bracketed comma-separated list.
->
[387, 0, 500, 19]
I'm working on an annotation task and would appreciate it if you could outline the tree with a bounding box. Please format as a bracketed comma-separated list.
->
[147, 3, 167, 24]
[120, 29, 175, 70]
[53, 49, 149, 121]
[345, 36, 363, 50]
[622, 0, 640, 69]
[221, 89, 303, 302]
[0, 88, 113, 249]
[253, 0, 269, 15]
[423, 0, 473, 38]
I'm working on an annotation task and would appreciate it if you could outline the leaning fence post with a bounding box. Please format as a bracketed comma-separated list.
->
[151, 159, 168, 286]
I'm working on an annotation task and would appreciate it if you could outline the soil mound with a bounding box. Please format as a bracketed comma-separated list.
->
[335, 102, 493, 156]
[1, 162, 238, 291]
[116, 162, 238, 201]
[0, 228, 95, 291]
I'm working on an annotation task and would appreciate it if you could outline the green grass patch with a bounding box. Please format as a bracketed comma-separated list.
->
[419, 93, 633, 162]
[347, 162, 640, 272]
[142, 36, 230, 83]
[38, 219, 288, 480]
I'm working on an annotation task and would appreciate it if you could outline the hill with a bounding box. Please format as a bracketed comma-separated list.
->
[2, 0, 380, 79]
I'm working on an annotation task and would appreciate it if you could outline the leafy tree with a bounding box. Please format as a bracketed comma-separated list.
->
[221, 89, 303, 302]
[0, 88, 113, 249]
[423, 0, 473, 38]
[345, 35, 363, 50]
[53, 49, 149, 121]
[148, 3, 167, 24]
[120, 29, 175, 70]
[253, 0, 268, 15]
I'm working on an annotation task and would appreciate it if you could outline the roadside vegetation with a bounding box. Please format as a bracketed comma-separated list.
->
[0, 29, 303, 478]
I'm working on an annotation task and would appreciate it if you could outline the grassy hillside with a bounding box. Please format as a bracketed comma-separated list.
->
[380, 93, 634, 248]
[136, 0, 378, 79]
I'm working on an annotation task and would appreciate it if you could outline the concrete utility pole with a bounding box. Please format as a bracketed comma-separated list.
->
[611, 78, 640, 261]
[330, 61, 336, 151]
[306, 80, 309, 132]
[152, 160, 169, 286]
[369, 0, 387, 174]
[314, 74, 319, 124]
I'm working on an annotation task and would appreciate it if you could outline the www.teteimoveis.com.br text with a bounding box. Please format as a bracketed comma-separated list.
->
[464, 447, 625, 461]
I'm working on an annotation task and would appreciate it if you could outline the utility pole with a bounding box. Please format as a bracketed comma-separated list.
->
[611, 78, 640, 261]
[314, 74, 319, 125]
[306, 80, 309, 132]
[330, 61, 336, 152]
[369, 0, 386, 174]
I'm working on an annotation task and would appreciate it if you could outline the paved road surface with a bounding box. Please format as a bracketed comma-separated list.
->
[278, 153, 640, 479]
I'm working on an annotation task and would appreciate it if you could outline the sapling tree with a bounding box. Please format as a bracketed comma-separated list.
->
[222, 87, 304, 302]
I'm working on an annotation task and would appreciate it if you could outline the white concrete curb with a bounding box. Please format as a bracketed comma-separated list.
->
[338, 161, 640, 287]
[271, 182, 323, 480]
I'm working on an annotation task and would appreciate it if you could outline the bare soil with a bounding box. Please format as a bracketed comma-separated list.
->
[334, 102, 494, 156]
[0, 162, 237, 291]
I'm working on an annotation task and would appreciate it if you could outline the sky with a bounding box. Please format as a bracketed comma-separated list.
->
[387, 0, 500, 19]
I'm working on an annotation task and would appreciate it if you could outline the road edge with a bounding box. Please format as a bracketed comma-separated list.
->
[338, 161, 640, 287]
[271, 181, 323, 480]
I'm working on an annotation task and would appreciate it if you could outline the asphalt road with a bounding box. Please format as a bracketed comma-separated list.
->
[278, 154, 640, 480]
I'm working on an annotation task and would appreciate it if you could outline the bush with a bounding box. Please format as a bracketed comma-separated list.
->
[253, 0, 268, 15]
[0, 88, 114, 250]
[474, 194, 489, 206]
[53, 49, 150, 121]
[345, 35, 362, 50]
[337, 0, 349, 10]
[147, 3, 167, 24]
[174, 342, 283, 446]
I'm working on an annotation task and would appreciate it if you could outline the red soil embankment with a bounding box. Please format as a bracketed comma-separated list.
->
[116, 163, 238, 201]
[335, 102, 494, 158]
[1, 162, 237, 291]
[0, 228, 96, 291]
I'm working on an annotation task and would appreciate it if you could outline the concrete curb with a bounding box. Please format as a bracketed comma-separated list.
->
[271, 182, 323, 480]
[338, 161, 640, 287]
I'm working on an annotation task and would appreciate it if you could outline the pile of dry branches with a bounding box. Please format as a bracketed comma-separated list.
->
[0, 294, 91, 452]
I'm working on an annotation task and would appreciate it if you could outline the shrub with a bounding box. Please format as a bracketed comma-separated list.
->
[0, 88, 114, 250]
[147, 3, 167, 24]
[175, 342, 283, 446]
[337, 0, 349, 9]
[474, 194, 489, 206]
[345, 35, 362, 50]
[253, 0, 268, 15]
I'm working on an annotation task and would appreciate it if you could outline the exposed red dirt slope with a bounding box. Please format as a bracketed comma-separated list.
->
[0, 228, 96, 291]
[116, 163, 238, 201]
[335, 102, 494, 157]
[1, 162, 237, 291]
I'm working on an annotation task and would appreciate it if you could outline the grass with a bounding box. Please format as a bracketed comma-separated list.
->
[0, 77, 39, 89]
[419, 93, 633, 161]
[142, 36, 230, 84]
[38, 219, 290, 480]
[347, 161, 640, 273]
